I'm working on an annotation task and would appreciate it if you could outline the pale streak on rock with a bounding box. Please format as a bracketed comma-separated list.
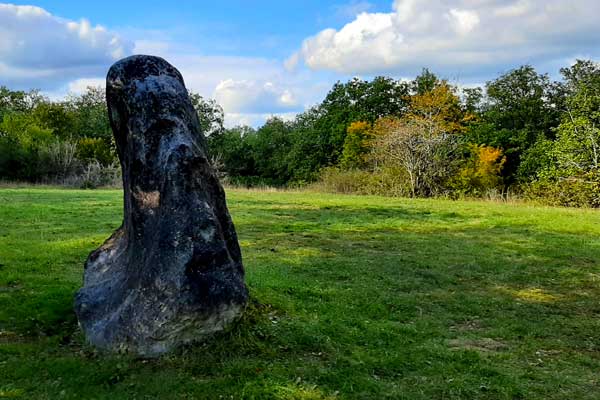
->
[133, 189, 160, 209]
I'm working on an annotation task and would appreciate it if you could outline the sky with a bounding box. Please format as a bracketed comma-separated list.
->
[1, 0, 599, 126]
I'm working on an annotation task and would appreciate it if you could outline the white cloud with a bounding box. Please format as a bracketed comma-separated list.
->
[0, 4, 132, 89]
[290, 0, 600, 77]
[447, 9, 480, 36]
[214, 79, 299, 114]
[0, 5, 330, 127]
[494, 1, 531, 18]
[284, 52, 301, 71]
[225, 112, 297, 128]
[165, 54, 287, 97]
[294, 12, 399, 74]
[333, 1, 373, 19]
[67, 78, 105, 93]
[125, 41, 326, 126]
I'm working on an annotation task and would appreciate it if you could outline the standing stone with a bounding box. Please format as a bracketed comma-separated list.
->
[74, 55, 248, 356]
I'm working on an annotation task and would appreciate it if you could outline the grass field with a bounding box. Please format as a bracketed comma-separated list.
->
[0, 188, 599, 399]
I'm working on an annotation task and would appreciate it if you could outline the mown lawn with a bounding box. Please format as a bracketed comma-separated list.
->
[0, 188, 599, 399]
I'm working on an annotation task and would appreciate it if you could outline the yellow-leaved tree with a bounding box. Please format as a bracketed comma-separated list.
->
[452, 145, 506, 194]
[405, 81, 467, 136]
[340, 121, 372, 170]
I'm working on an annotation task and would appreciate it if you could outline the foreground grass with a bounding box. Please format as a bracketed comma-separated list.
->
[0, 188, 599, 399]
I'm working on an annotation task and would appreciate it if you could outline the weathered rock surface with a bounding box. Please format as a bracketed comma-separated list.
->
[74, 55, 248, 356]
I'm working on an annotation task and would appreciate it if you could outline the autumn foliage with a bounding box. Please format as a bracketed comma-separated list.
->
[452, 145, 506, 194]
[340, 121, 372, 170]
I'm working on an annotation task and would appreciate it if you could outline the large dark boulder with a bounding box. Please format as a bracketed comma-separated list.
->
[74, 55, 248, 356]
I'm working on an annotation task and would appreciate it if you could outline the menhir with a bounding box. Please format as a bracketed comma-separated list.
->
[74, 55, 248, 356]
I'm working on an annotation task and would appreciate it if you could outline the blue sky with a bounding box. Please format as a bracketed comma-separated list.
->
[1, 1, 599, 126]
[8, 0, 388, 57]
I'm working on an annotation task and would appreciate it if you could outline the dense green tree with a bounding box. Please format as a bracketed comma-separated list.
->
[189, 92, 225, 137]
[462, 87, 484, 114]
[31, 101, 77, 139]
[411, 68, 439, 95]
[247, 117, 294, 184]
[561, 59, 600, 95]
[519, 61, 600, 184]
[467, 65, 563, 182]
[549, 61, 600, 178]
[0, 112, 54, 180]
[0, 87, 44, 121]
[281, 107, 328, 183]
[313, 76, 410, 164]
[68, 87, 112, 142]
[207, 126, 256, 177]
[0, 86, 117, 182]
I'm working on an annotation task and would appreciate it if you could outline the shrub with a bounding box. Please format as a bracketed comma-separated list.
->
[224, 175, 282, 188]
[64, 160, 121, 189]
[451, 145, 506, 195]
[0, 113, 56, 181]
[76, 137, 116, 166]
[45, 140, 79, 178]
[315, 167, 375, 194]
[369, 117, 461, 197]
[340, 121, 372, 170]
[314, 166, 410, 197]
[523, 171, 600, 207]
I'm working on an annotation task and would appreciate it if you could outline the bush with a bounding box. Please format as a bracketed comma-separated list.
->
[0, 113, 56, 181]
[369, 117, 462, 197]
[314, 167, 410, 196]
[315, 167, 374, 194]
[45, 140, 79, 178]
[450, 144, 506, 196]
[224, 175, 283, 188]
[64, 160, 121, 189]
[340, 121, 372, 170]
[523, 172, 600, 207]
[76, 137, 116, 166]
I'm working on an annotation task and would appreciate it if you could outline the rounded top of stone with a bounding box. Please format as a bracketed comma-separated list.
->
[107, 55, 185, 90]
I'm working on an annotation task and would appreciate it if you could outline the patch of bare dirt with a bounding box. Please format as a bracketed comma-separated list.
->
[447, 337, 508, 353]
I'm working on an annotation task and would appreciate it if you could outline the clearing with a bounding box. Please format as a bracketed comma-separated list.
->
[0, 188, 599, 399]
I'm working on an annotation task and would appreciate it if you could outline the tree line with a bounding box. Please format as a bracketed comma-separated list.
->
[209, 60, 600, 206]
[0, 87, 225, 188]
[1, 60, 599, 206]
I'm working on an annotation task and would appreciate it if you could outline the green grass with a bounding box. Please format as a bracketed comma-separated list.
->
[1, 188, 599, 399]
